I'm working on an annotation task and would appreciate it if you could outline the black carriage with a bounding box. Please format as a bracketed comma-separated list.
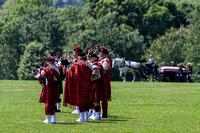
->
[141, 63, 159, 81]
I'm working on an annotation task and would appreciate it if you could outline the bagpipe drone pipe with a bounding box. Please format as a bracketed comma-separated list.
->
[33, 51, 70, 85]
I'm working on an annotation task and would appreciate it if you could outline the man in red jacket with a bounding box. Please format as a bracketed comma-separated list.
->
[99, 47, 111, 118]
[63, 52, 93, 122]
[89, 53, 104, 120]
[35, 56, 60, 124]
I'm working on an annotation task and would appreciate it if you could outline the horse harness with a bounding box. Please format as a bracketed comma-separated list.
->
[120, 60, 138, 70]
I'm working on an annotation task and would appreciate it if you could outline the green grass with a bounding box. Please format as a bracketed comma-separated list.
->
[0, 81, 200, 132]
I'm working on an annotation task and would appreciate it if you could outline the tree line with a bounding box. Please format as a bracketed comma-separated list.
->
[0, 0, 199, 81]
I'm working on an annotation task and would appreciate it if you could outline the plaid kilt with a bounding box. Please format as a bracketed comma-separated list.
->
[103, 69, 111, 101]
[90, 79, 103, 102]
[63, 61, 92, 107]
[100, 58, 111, 101]
[57, 67, 65, 94]
[44, 67, 60, 115]
[90, 62, 104, 102]
[39, 85, 47, 103]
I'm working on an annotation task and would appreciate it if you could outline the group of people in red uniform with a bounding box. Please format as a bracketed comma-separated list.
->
[35, 46, 111, 124]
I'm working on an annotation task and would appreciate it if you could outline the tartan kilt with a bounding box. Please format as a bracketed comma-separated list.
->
[63, 62, 92, 107]
[57, 67, 65, 94]
[39, 85, 47, 103]
[44, 67, 60, 115]
[90, 79, 103, 102]
[63, 66, 78, 107]
[103, 69, 111, 101]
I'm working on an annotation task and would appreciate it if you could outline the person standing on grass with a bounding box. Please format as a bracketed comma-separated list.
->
[89, 53, 104, 120]
[35, 56, 60, 124]
[99, 47, 111, 118]
[50, 52, 64, 113]
[63, 52, 93, 122]
[70, 47, 83, 115]
[177, 63, 185, 82]
[187, 63, 193, 82]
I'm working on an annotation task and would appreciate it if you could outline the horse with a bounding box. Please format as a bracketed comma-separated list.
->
[112, 58, 142, 82]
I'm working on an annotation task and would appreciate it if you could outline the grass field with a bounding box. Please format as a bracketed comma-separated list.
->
[0, 80, 200, 132]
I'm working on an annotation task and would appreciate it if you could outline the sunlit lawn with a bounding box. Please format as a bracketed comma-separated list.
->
[0, 80, 200, 132]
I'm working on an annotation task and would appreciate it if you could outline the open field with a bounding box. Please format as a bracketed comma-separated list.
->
[0, 80, 200, 132]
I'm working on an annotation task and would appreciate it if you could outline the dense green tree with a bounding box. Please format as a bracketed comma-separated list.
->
[145, 27, 189, 66]
[17, 41, 47, 80]
[56, 5, 85, 45]
[146, 10, 200, 81]
[0, 0, 16, 21]
[0, 44, 18, 79]
[0, 0, 6, 7]
[0, 5, 63, 79]
[13, 0, 51, 16]
[67, 12, 145, 61]
[52, 0, 84, 8]
[84, 0, 188, 44]
[52, 0, 64, 8]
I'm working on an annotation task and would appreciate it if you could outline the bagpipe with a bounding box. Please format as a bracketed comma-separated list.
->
[62, 50, 73, 66]
[87, 45, 99, 56]
[33, 51, 70, 85]
[32, 68, 46, 86]
[86, 45, 98, 66]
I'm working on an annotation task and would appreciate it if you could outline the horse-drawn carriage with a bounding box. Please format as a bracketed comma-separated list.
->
[142, 63, 159, 81]
[112, 58, 159, 82]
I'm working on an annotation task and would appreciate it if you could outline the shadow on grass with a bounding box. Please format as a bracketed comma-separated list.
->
[55, 122, 79, 125]
[89, 115, 133, 123]
[109, 115, 134, 120]
[59, 111, 72, 114]
[55, 115, 133, 124]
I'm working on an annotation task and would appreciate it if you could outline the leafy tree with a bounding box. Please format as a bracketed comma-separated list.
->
[17, 41, 47, 80]
[0, 0, 16, 21]
[52, 0, 64, 8]
[142, 4, 175, 39]
[145, 27, 189, 66]
[56, 6, 85, 46]
[0, 0, 7, 7]
[146, 10, 200, 81]
[0, 5, 63, 79]
[0, 44, 18, 79]
[84, 0, 188, 44]
[67, 12, 145, 61]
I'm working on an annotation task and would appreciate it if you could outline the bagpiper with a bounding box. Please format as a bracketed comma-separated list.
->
[99, 47, 111, 118]
[89, 53, 105, 120]
[63, 51, 93, 122]
[50, 52, 64, 112]
[70, 47, 83, 115]
[35, 56, 60, 124]
[187, 63, 192, 82]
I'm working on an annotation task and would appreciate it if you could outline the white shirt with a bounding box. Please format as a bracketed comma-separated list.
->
[100, 57, 110, 71]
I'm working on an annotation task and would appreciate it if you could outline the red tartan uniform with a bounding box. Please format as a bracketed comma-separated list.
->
[100, 57, 111, 101]
[39, 85, 47, 103]
[90, 62, 105, 102]
[39, 65, 60, 115]
[63, 61, 92, 108]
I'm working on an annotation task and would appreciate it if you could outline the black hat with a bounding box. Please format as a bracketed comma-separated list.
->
[43, 56, 54, 62]
[99, 47, 109, 55]
[50, 52, 56, 56]
[91, 53, 98, 58]
[78, 51, 86, 57]
[74, 47, 83, 54]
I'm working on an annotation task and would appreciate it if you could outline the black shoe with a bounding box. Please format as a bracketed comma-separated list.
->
[56, 109, 61, 112]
